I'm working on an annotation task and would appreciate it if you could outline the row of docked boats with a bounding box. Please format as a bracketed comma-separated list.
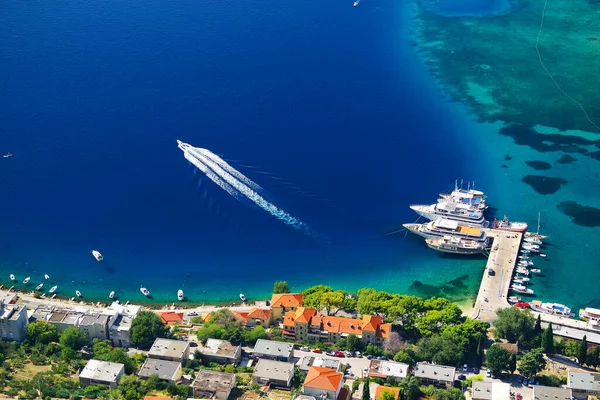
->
[403, 182, 528, 254]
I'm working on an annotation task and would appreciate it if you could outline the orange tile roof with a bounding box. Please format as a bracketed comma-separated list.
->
[304, 367, 343, 391]
[362, 315, 383, 332]
[295, 307, 317, 324]
[232, 311, 249, 325]
[283, 311, 296, 327]
[157, 312, 184, 326]
[322, 316, 363, 335]
[378, 323, 392, 339]
[375, 386, 401, 400]
[248, 308, 272, 321]
[311, 312, 323, 327]
[201, 312, 212, 323]
[271, 293, 303, 308]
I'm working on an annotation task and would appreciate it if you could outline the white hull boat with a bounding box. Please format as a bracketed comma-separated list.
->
[49, 285, 57, 293]
[76, 290, 82, 297]
[403, 219, 487, 240]
[530, 300, 574, 318]
[23, 277, 30, 284]
[425, 236, 487, 254]
[409, 202, 489, 227]
[524, 238, 542, 245]
[140, 287, 150, 297]
[92, 250, 103, 262]
[530, 268, 542, 274]
[512, 283, 534, 295]
[491, 216, 528, 233]
[9, 274, 15, 281]
[178, 290, 184, 301]
[35, 283, 43, 290]
[240, 293, 247, 302]
[109, 291, 115, 299]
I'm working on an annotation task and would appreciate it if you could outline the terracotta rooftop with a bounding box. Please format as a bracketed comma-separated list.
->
[304, 366, 343, 391]
[157, 312, 184, 326]
[295, 307, 318, 324]
[248, 308, 272, 321]
[362, 315, 383, 332]
[271, 293, 303, 308]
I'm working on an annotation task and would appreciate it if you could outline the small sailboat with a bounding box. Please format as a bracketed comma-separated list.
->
[76, 290, 82, 298]
[23, 277, 30, 284]
[35, 283, 43, 290]
[44, 274, 50, 280]
[9, 274, 16, 281]
[49, 285, 57, 293]
[92, 250, 103, 262]
[178, 290, 184, 301]
[140, 287, 150, 297]
[109, 291, 115, 299]
[239, 293, 247, 302]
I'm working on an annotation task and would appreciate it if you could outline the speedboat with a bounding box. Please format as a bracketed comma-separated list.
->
[523, 243, 540, 250]
[508, 296, 521, 304]
[92, 250, 103, 261]
[35, 283, 43, 290]
[519, 260, 534, 266]
[524, 238, 542, 245]
[514, 276, 530, 284]
[512, 283, 534, 295]
[109, 291, 115, 299]
[539, 254, 547, 257]
[240, 293, 247, 302]
[44, 274, 50, 280]
[49, 285, 57, 293]
[520, 249, 531, 254]
[140, 287, 150, 297]
[9, 274, 16, 281]
[23, 277, 30, 284]
[178, 290, 184, 301]
[530, 268, 542, 274]
[516, 267, 529, 275]
[491, 216, 528, 233]
[353, 0, 359, 6]
[3, 153, 12, 158]
[76, 290, 82, 297]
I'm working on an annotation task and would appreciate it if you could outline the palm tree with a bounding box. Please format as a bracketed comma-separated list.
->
[400, 375, 420, 400]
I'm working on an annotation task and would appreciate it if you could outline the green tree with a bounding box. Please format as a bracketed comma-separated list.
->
[518, 348, 546, 377]
[534, 314, 542, 335]
[346, 334, 363, 352]
[60, 327, 87, 350]
[26, 321, 59, 346]
[485, 344, 511, 375]
[130, 311, 168, 348]
[273, 281, 290, 294]
[243, 326, 269, 345]
[587, 347, 600, 367]
[352, 379, 361, 394]
[362, 378, 371, 400]
[400, 375, 420, 400]
[394, 349, 415, 366]
[579, 336, 588, 365]
[321, 291, 346, 315]
[493, 307, 535, 343]
[542, 323, 554, 354]
[563, 340, 581, 357]
[509, 353, 517, 374]
[303, 285, 334, 308]
[381, 390, 397, 400]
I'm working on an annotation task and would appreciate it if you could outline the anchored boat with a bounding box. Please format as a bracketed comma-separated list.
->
[140, 287, 150, 297]
[178, 290, 184, 301]
[92, 250, 103, 262]
[425, 235, 488, 254]
[492, 216, 528, 233]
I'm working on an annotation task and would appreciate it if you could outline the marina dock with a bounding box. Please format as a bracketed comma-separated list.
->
[472, 229, 522, 323]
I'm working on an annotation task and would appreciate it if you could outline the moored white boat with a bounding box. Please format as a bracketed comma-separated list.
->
[530, 300, 574, 318]
[44, 274, 50, 280]
[404, 218, 488, 240]
[512, 283, 534, 295]
[92, 250, 103, 262]
[524, 238, 542, 245]
[240, 293, 247, 302]
[35, 283, 43, 290]
[438, 182, 487, 210]
[23, 277, 30, 284]
[140, 287, 150, 297]
[178, 290, 184, 301]
[76, 290, 82, 297]
[530, 268, 542, 274]
[409, 201, 489, 227]
[520, 249, 531, 254]
[9, 274, 16, 281]
[425, 235, 488, 254]
[49, 285, 57, 293]
[491, 216, 528, 233]
[514, 276, 530, 283]
[516, 267, 529, 275]
[109, 291, 115, 299]
[508, 296, 521, 304]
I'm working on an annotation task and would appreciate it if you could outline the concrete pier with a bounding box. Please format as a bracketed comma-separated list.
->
[472, 229, 522, 323]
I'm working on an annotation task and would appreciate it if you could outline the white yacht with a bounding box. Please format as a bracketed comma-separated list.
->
[178, 290, 184, 301]
[23, 277, 30, 284]
[140, 287, 150, 297]
[35, 283, 43, 290]
[425, 236, 487, 255]
[512, 283, 534, 295]
[9, 274, 15, 281]
[491, 216, 528, 233]
[530, 268, 542, 274]
[516, 267, 529, 275]
[410, 201, 489, 227]
[353, 0, 359, 6]
[403, 218, 488, 241]
[49, 285, 57, 293]
[530, 300, 574, 318]
[92, 250, 103, 262]
[76, 290, 82, 297]
[513, 277, 530, 284]
[109, 291, 115, 299]
[240, 293, 247, 302]
[439, 183, 487, 211]
[524, 238, 542, 245]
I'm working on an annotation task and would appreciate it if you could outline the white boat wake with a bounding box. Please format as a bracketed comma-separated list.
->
[195, 148, 264, 193]
[179, 140, 310, 234]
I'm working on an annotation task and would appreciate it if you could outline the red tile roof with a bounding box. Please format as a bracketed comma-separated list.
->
[295, 307, 317, 324]
[304, 367, 343, 391]
[157, 312, 184, 326]
[271, 293, 303, 308]
[248, 308, 272, 321]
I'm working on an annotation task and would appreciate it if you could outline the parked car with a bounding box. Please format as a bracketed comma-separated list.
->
[345, 363, 352, 369]
[473, 367, 480, 374]
[366, 355, 373, 360]
[463, 364, 468, 372]
[188, 311, 199, 316]
[313, 348, 322, 353]
[300, 346, 310, 352]
[516, 376, 523, 384]
[378, 356, 388, 361]
[345, 351, 354, 357]
[345, 371, 354, 377]
[457, 374, 467, 381]
[326, 351, 335, 356]
[363, 367, 369, 377]
[355, 351, 362, 358]
[486, 370, 492, 378]
[334, 351, 345, 357]
[523, 378, 529, 386]
[516, 394, 522, 400]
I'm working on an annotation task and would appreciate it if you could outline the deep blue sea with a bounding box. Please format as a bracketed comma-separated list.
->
[0, 0, 530, 305]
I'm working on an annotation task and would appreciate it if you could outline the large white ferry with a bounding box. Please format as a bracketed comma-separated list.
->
[438, 183, 487, 211]
[425, 236, 488, 254]
[529, 300, 574, 318]
[410, 201, 489, 227]
[403, 218, 488, 241]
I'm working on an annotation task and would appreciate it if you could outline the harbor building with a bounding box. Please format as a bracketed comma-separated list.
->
[79, 359, 125, 389]
[191, 370, 236, 400]
[302, 367, 343, 400]
[414, 363, 456, 388]
[138, 358, 182, 383]
[568, 371, 600, 399]
[533, 385, 572, 400]
[0, 301, 28, 342]
[252, 339, 294, 362]
[148, 338, 190, 363]
[252, 359, 295, 388]
[271, 293, 304, 321]
[471, 381, 511, 400]
[201, 338, 242, 365]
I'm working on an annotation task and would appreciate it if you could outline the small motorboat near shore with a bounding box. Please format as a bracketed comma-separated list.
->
[76, 290, 82, 298]
[49, 286, 57, 293]
[44, 274, 50, 280]
[35, 283, 43, 290]
[109, 291, 115, 299]
[140, 287, 150, 297]
[178, 290, 184, 301]
[23, 277, 30, 284]
[240, 293, 247, 302]
[10, 274, 16, 281]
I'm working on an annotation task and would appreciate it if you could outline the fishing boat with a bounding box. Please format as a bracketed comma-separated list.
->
[109, 291, 115, 299]
[76, 290, 82, 297]
[9, 274, 16, 281]
[3, 153, 12, 158]
[425, 236, 488, 254]
[49, 285, 57, 293]
[240, 293, 247, 302]
[492, 216, 528, 232]
[140, 287, 150, 297]
[44, 274, 50, 280]
[530, 268, 542, 274]
[530, 300, 574, 318]
[23, 277, 30, 284]
[178, 290, 184, 301]
[92, 250, 103, 262]
[512, 283, 534, 295]
[35, 283, 43, 290]
[508, 296, 521, 304]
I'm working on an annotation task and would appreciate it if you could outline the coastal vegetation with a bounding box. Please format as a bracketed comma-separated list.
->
[131, 310, 170, 348]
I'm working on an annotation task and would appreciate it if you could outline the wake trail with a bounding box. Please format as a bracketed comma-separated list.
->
[188, 148, 310, 234]
[196, 149, 264, 193]
[184, 152, 242, 201]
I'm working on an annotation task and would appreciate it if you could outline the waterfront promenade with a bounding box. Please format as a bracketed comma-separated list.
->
[472, 229, 522, 323]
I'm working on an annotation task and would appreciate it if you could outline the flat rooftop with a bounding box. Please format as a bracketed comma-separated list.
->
[534, 385, 573, 400]
[203, 338, 239, 358]
[63, 312, 84, 325]
[191, 370, 235, 393]
[148, 338, 189, 359]
[80, 313, 110, 327]
[300, 356, 341, 371]
[79, 359, 124, 383]
[254, 339, 293, 358]
[569, 371, 600, 392]
[48, 311, 68, 322]
[414, 362, 455, 382]
[368, 360, 409, 379]
[253, 359, 294, 382]
[138, 358, 181, 381]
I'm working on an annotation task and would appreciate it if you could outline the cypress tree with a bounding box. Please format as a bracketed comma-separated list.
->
[591, 347, 600, 367]
[534, 314, 542, 334]
[475, 335, 484, 367]
[509, 353, 517, 374]
[542, 323, 554, 354]
[579, 336, 588, 365]
[362, 378, 371, 400]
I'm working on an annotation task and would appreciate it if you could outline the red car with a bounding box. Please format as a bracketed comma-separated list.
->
[312, 348, 322, 353]
[334, 351, 345, 357]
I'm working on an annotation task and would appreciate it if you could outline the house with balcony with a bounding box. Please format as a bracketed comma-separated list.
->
[246, 308, 273, 328]
[303, 367, 343, 400]
[0, 301, 28, 342]
[271, 293, 304, 321]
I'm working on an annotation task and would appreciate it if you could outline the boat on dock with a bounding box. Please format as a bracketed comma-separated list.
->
[35, 283, 43, 290]
[516, 267, 529, 275]
[512, 283, 534, 295]
[524, 212, 549, 241]
[492, 216, 528, 233]
[240, 293, 247, 302]
[438, 182, 488, 211]
[140, 287, 150, 297]
[530, 300, 574, 318]
[409, 201, 489, 227]
[178, 290, 184, 301]
[524, 238, 542, 245]
[520, 249, 531, 254]
[76, 290, 82, 298]
[425, 235, 488, 254]
[92, 250, 103, 262]
[23, 277, 30, 284]
[403, 219, 488, 241]
[9, 274, 15, 281]
[514, 276, 530, 284]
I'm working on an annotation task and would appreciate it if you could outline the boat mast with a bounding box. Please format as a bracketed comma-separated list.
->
[537, 212, 541, 234]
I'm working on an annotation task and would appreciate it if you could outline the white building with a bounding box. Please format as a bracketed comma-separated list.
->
[0, 301, 28, 342]
[79, 359, 125, 389]
[104, 302, 141, 348]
